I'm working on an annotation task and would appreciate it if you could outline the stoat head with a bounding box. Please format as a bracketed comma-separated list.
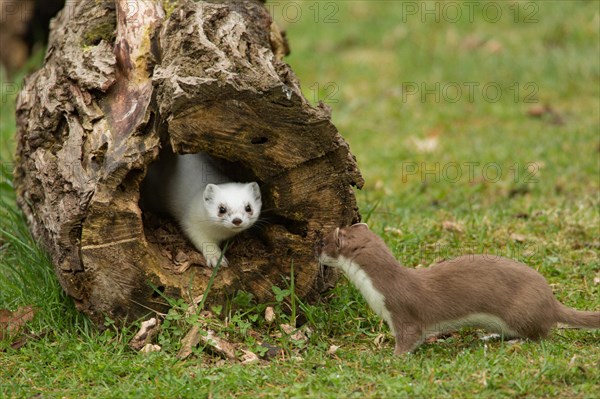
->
[203, 182, 262, 232]
[318, 223, 371, 267]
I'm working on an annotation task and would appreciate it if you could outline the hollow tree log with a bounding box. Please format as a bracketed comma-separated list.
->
[14, 0, 363, 326]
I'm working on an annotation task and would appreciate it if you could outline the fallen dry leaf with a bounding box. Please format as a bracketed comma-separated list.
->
[373, 333, 386, 349]
[9, 335, 30, 350]
[240, 349, 259, 365]
[129, 317, 161, 351]
[264, 306, 275, 324]
[177, 324, 202, 360]
[280, 324, 308, 342]
[0, 305, 36, 341]
[279, 324, 294, 334]
[327, 345, 340, 356]
[201, 330, 236, 360]
[178, 323, 237, 361]
[140, 344, 161, 353]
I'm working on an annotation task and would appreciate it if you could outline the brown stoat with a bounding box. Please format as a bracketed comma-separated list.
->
[318, 223, 600, 355]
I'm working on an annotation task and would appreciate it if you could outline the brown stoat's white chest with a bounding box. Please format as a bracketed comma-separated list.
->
[323, 254, 395, 334]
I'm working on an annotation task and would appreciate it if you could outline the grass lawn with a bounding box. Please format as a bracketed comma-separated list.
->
[1, 1, 599, 398]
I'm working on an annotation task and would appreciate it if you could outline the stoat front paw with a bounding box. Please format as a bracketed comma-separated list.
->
[193, 240, 228, 268]
[204, 253, 229, 268]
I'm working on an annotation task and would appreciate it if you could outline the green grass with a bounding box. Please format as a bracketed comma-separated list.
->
[1, 1, 599, 398]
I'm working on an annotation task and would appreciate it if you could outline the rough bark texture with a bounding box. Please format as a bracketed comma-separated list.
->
[14, 0, 363, 326]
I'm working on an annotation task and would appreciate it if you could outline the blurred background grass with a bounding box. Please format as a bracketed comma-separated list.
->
[278, 0, 599, 282]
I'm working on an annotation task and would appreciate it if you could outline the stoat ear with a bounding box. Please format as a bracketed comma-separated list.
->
[333, 227, 341, 248]
[352, 223, 369, 230]
[248, 182, 261, 201]
[203, 184, 219, 202]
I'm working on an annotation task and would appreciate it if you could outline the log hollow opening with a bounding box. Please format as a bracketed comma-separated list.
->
[138, 144, 315, 312]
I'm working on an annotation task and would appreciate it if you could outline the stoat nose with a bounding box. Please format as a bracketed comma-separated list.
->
[232, 218, 242, 226]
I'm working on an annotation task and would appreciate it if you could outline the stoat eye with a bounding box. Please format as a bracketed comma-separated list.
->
[218, 206, 227, 215]
[245, 204, 252, 213]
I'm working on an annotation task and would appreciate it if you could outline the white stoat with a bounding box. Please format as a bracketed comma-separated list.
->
[144, 152, 261, 267]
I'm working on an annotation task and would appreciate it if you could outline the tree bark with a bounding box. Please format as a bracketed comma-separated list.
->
[14, 0, 363, 326]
